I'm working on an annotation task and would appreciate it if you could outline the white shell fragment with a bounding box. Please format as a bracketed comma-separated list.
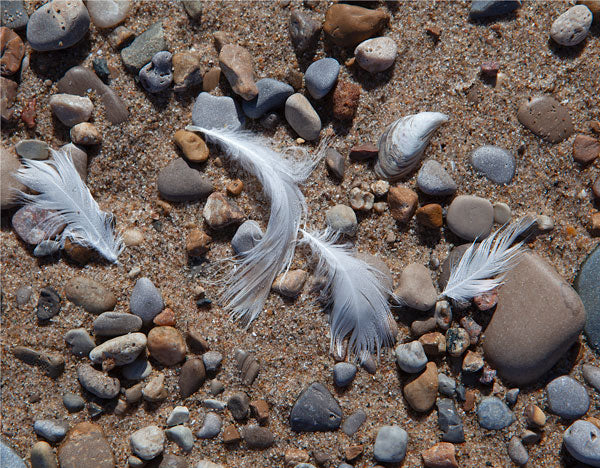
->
[354, 37, 398, 73]
[375, 112, 449, 181]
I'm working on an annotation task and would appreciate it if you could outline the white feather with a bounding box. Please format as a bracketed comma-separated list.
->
[186, 125, 323, 325]
[299, 228, 396, 363]
[14, 148, 124, 263]
[441, 217, 536, 302]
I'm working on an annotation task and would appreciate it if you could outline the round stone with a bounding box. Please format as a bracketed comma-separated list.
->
[70, 122, 101, 145]
[242, 78, 294, 119]
[446, 195, 493, 241]
[493, 202, 512, 224]
[395, 341, 427, 373]
[147, 326, 187, 366]
[130, 426, 164, 461]
[563, 420, 600, 467]
[285, 93, 321, 140]
[139, 51, 173, 93]
[130, 277, 163, 324]
[305, 57, 339, 99]
[470, 145, 516, 184]
[12, 205, 64, 245]
[333, 362, 357, 387]
[63, 392, 85, 413]
[550, 5, 593, 46]
[191, 92, 245, 131]
[86, 0, 130, 28]
[508, 436, 529, 466]
[33, 419, 68, 443]
[26, 0, 90, 51]
[477, 397, 515, 430]
[49, 94, 93, 127]
[374, 425, 408, 463]
[546, 376, 590, 419]
[30, 441, 58, 468]
[417, 160, 457, 196]
[196, 412, 222, 439]
[65, 277, 116, 314]
[394, 263, 437, 311]
[354, 37, 397, 73]
[325, 204, 357, 236]
[575, 245, 600, 355]
[231, 220, 263, 255]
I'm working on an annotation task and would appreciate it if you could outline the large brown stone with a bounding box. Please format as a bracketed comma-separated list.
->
[483, 252, 586, 385]
[58, 422, 115, 468]
[517, 96, 573, 143]
[403, 362, 437, 412]
[323, 4, 388, 47]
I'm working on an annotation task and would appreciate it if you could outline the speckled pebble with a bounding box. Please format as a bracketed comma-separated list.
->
[290, 382, 342, 432]
[26, 0, 90, 51]
[139, 51, 173, 93]
[15, 139, 49, 160]
[77, 364, 120, 399]
[354, 37, 397, 73]
[203, 351, 223, 372]
[417, 160, 457, 196]
[89, 332, 147, 367]
[305, 58, 339, 99]
[342, 409, 366, 436]
[64, 328, 95, 356]
[374, 425, 408, 463]
[477, 397, 515, 430]
[333, 362, 357, 387]
[507, 437, 528, 466]
[285, 93, 321, 140]
[196, 412, 222, 439]
[147, 326, 186, 366]
[546, 376, 590, 419]
[63, 393, 85, 413]
[130, 426, 164, 461]
[563, 420, 600, 467]
[93, 312, 142, 336]
[121, 22, 167, 72]
[395, 341, 427, 373]
[70, 122, 101, 145]
[1, 1, 29, 29]
[33, 419, 68, 443]
[550, 5, 593, 46]
[517, 96, 573, 143]
[470, 145, 516, 184]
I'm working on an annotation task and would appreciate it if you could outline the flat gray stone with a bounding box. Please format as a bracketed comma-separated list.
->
[158, 157, 213, 202]
[231, 220, 263, 255]
[305, 57, 339, 99]
[563, 420, 600, 467]
[191, 92, 245, 130]
[196, 412, 221, 439]
[242, 78, 294, 119]
[26, 0, 90, 51]
[446, 195, 493, 241]
[470, 0, 520, 18]
[437, 398, 465, 443]
[470, 145, 516, 184]
[33, 419, 68, 443]
[289, 382, 342, 432]
[373, 425, 408, 463]
[417, 160, 457, 196]
[121, 22, 167, 72]
[285, 93, 321, 140]
[546, 376, 590, 419]
[394, 263, 437, 311]
[0, 440, 26, 468]
[93, 312, 142, 336]
[477, 397, 515, 430]
[325, 204, 357, 236]
[130, 277, 163, 324]
[15, 139, 49, 160]
[341, 409, 366, 436]
[64, 328, 95, 356]
[165, 426, 193, 452]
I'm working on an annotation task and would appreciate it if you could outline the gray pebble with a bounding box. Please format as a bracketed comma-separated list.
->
[93, 312, 142, 337]
[167, 406, 190, 427]
[563, 420, 600, 467]
[373, 425, 408, 463]
[341, 409, 366, 436]
[35, 287, 61, 321]
[325, 204, 357, 236]
[202, 351, 223, 373]
[89, 332, 147, 367]
[121, 356, 152, 380]
[139, 51, 173, 93]
[470, 145, 516, 184]
[289, 382, 342, 432]
[121, 22, 167, 72]
[228, 392, 250, 420]
[333, 362, 357, 387]
[395, 341, 427, 373]
[325, 148, 345, 180]
[157, 157, 213, 202]
[192, 92, 245, 131]
[493, 202, 512, 224]
[15, 285, 33, 307]
[130, 277, 164, 324]
[470, 0, 520, 18]
[416, 160, 457, 196]
[583, 364, 600, 392]
[506, 388, 520, 407]
[77, 364, 120, 399]
[285, 93, 321, 140]
[33, 420, 68, 443]
[209, 379, 225, 395]
[15, 139, 49, 160]
[289, 10, 321, 52]
[12, 346, 64, 379]
[508, 436, 529, 466]
[49, 94, 93, 127]
[260, 112, 279, 129]
[438, 373, 457, 397]
[62, 392, 85, 413]
[196, 412, 222, 439]
[26, 0, 90, 51]
[477, 397, 515, 430]
[64, 328, 95, 356]
[203, 399, 226, 411]
[241, 425, 274, 449]
[546, 376, 590, 419]
[305, 58, 339, 99]
[338, 465, 353, 468]
[231, 220, 263, 255]
[0, 440, 26, 468]
[1, 0, 29, 29]
[437, 398, 465, 443]
[30, 441, 57, 468]
[182, 0, 202, 20]
[447, 195, 494, 241]
[130, 425, 165, 461]
[242, 78, 294, 119]
[550, 5, 593, 47]
[59, 143, 88, 180]
[165, 425, 194, 452]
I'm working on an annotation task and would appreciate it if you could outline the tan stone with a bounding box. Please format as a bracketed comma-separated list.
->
[525, 404, 546, 428]
[147, 326, 187, 366]
[323, 4, 389, 47]
[284, 448, 309, 466]
[419, 332, 446, 356]
[250, 399, 269, 424]
[186, 229, 212, 256]
[219, 44, 258, 100]
[272, 269, 308, 298]
[172, 51, 203, 92]
[422, 442, 458, 468]
[174, 129, 209, 163]
[70, 122, 101, 145]
[404, 362, 437, 412]
[58, 422, 115, 468]
[388, 186, 418, 223]
[416, 203, 443, 228]
[203, 67, 221, 92]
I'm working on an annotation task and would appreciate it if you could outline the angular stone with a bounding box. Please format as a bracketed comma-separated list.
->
[289, 10, 320, 52]
[191, 92, 244, 130]
[218, 44, 257, 100]
[517, 96, 573, 143]
[172, 50, 203, 92]
[58, 422, 114, 468]
[395, 263, 437, 311]
[179, 358, 205, 398]
[342, 409, 366, 436]
[203, 192, 244, 229]
[121, 22, 167, 72]
[323, 4, 389, 47]
[242, 78, 293, 119]
[1, 27, 25, 75]
[325, 148, 345, 180]
[416, 204, 443, 229]
[64, 328, 95, 356]
[289, 382, 342, 432]
[388, 186, 417, 223]
[573, 134, 600, 165]
[158, 158, 213, 202]
[373, 425, 408, 463]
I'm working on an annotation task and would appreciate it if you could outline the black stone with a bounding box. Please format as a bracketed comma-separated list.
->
[437, 398, 465, 443]
[92, 58, 110, 83]
[289, 382, 342, 432]
[469, 0, 520, 19]
[36, 287, 61, 321]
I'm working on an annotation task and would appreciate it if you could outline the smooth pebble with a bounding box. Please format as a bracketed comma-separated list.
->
[304, 58, 339, 99]
[373, 425, 408, 463]
[196, 412, 222, 439]
[563, 420, 600, 467]
[477, 397, 515, 430]
[546, 376, 590, 419]
[87, 0, 130, 28]
[191, 92, 244, 130]
[470, 145, 516, 184]
[417, 160, 457, 196]
[285, 93, 321, 140]
[354, 37, 397, 73]
[139, 51, 173, 93]
[130, 426, 164, 461]
[333, 362, 357, 387]
[165, 425, 194, 452]
[325, 204, 357, 236]
[395, 341, 427, 373]
[49, 94, 93, 127]
[446, 195, 493, 241]
[242, 78, 293, 119]
[26, 0, 90, 51]
[130, 277, 163, 324]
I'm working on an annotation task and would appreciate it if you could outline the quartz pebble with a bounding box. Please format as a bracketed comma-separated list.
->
[58, 422, 114, 468]
[93, 312, 142, 336]
[64, 328, 95, 356]
[447, 195, 493, 241]
[395, 263, 437, 311]
[333, 362, 357, 387]
[242, 78, 293, 119]
[517, 96, 573, 143]
[354, 37, 397, 73]
[121, 22, 167, 72]
[547, 376, 590, 419]
[219, 44, 258, 100]
[305, 57, 339, 99]
[508, 436, 529, 466]
[477, 397, 515, 430]
[34, 419, 68, 443]
[289, 382, 342, 432]
[179, 358, 206, 398]
[15, 139, 49, 160]
[550, 5, 593, 46]
[158, 157, 213, 202]
[387, 186, 418, 223]
[30, 441, 58, 468]
[289, 10, 321, 52]
[374, 425, 408, 463]
[50, 93, 93, 127]
[147, 326, 186, 366]
[203, 192, 245, 229]
[139, 51, 173, 93]
[470, 145, 516, 184]
[231, 220, 263, 255]
[130, 426, 164, 461]
[395, 341, 427, 373]
[404, 362, 438, 412]
[332, 80, 361, 121]
[66, 277, 116, 314]
[130, 277, 163, 324]
[563, 420, 600, 467]
[77, 364, 119, 398]
[285, 93, 321, 140]
[87, 0, 130, 28]
[26, 0, 90, 51]
[349, 187, 374, 211]
[323, 4, 388, 47]
[70, 122, 101, 145]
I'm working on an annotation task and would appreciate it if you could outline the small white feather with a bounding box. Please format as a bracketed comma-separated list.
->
[441, 217, 536, 302]
[186, 125, 323, 325]
[14, 148, 124, 263]
[299, 228, 396, 363]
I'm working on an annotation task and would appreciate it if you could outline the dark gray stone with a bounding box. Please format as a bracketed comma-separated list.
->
[506, 388, 519, 406]
[191, 92, 245, 130]
[508, 436, 529, 466]
[77, 364, 120, 399]
[437, 399, 465, 443]
[36, 287, 61, 321]
[563, 420, 600, 467]
[470, 1, 521, 18]
[26, 0, 90, 51]
[341, 409, 366, 436]
[12, 346, 65, 378]
[129, 277, 163, 324]
[64, 328, 95, 356]
[227, 392, 250, 420]
[438, 373, 457, 397]
[158, 157, 213, 202]
[1, 1, 29, 29]
[416, 160, 457, 196]
[202, 351, 222, 372]
[546, 376, 590, 419]
[242, 78, 294, 119]
[139, 51, 173, 93]
[477, 397, 515, 430]
[470, 145, 516, 184]
[575, 245, 600, 355]
[93, 312, 143, 337]
[333, 362, 357, 387]
[305, 58, 339, 99]
[63, 393, 85, 413]
[373, 425, 408, 463]
[289, 10, 321, 52]
[289, 382, 342, 432]
[121, 22, 167, 72]
[231, 220, 263, 255]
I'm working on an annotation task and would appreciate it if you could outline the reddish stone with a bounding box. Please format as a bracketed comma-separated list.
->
[332, 80, 361, 120]
[480, 61, 499, 77]
[222, 424, 241, 444]
[388, 186, 418, 223]
[153, 307, 176, 326]
[0, 76, 17, 121]
[422, 442, 458, 468]
[573, 134, 600, 164]
[21, 98, 37, 128]
[464, 389, 477, 411]
[416, 203, 443, 228]
[349, 143, 378, 161]
[0, 27, 25, 76]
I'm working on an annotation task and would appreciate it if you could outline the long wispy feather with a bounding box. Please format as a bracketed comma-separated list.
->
[186, 125, 322, 325]
[299, 228, 396, 363]
[441, 217, 536, 302]
[14, 148, 124, 263]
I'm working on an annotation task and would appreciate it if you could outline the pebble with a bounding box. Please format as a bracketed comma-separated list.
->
[0, 75, 17, 121]
[272, 269, 307, 298]
[231, 220, 263, 255]
[575, 246, 600, 354]
[438, 374, 457, 397]
[508, 437, 529, 466]
[332, 80, 361, 121]
[349, 187, 374, 211]
[493, 202, 511, 224]
[181, 0, 202, 20]
[33, 419, 68, 443]
[505, 388, 520, 407]
[250, 399, 268, 424]
[1, 147, 25, 209]
[122, 228, 144, 247]
[395, 263, 437, 311]
[235, 349, 260, 385]
[179, 358, 205, 397]
[204, 399, 226, 411]
[469, 0, 520, 18]
[387, 185, 418, 223]
[323, 4, 389, 47]
[325, 148, 345, 180]
[158, 454, 188, 468]
[446, 328, 470, 357]
[30, 441, 58, 468]
[477, 397, 515, 430]
[165, 425, 194, 452]
[70, 122, 101, 145]
[186, 229, 211, 257]
[333, 362, 357, 387]
[419, 332, 446, 356]
[446, 195, 493, 241]
[158, 157, 213, 202]
[437, 398, 465, 443]
[35, 286, 62, 321]
[139, 51, 173, 93]
[289, 10, 320, 52]
[1, 27, 25, 75]
[15, 139, 49, 160]
[521, 429, 541, 445]
[15, 285, 33, 307]
[354, 37, 397, 73]
[226, 392, 250, 421]
[290, 382, 342, 432]
[404, 362, 438, 412]
[147, 326, 186, 366]
[349, 142, 379, 161]
[49, 94, 93, 127]
[172, 50, 203, 92]
[583, 364, 600, 392]
[65, 276, 116, 314]
[417, 160, 457, 196]
[60, 143, 88, 180]
[57, 65, 128, 124]
[122, 356, 151, 380]
[462, 350, 484, 373]
[142, 373, 168, 402]
[130, 277, 164, 324]
[26, 0, 90, 51]
[324, 205, 357, 235]
[470, 145, 516, 184]
[58, 422, 114, 468]
[195, 412, 221, 439]
[219, 44, 257, 100]
[563, 420, 600, 467]
[203, 192, 245, 229]
[395, 341, 427, 373]
[460, 317, 482, 344]
[422, 442, 458, 468]
[13, 346, 64, 378]
[130, 426, 164, 461]
[202, 67, 221, 92]
[547, 376, 590, 419]
[93, 312, 142, 337]
[121, 22, 167, 72]
[241, 426, 275, 449]
[242, 78, 293, 119]
[1, 1, 28, 29]
[285, 93, 321, 140]
[573, 134, 600, 164]
[305, 58, 339, 99]
[525, 404, 546, 428]
[484, 253, 586, 384]
[202, 350, 222, 372]
[373, 425, 408, 463]
[517, 96, 573, 143]
[21, 97, 37, 128]
[77, 364, 120, 399]
[64, 328, 95, 356]
[89, 332, 146, 368]
[416, 204, 443, 229]
[341, 409, 366, 437]
[108, 25, 134, 49]
[165, 407, 189, 429]
[209, 379, 224, 395]
[63, 392, 85, 412]
[551, 5, 593, 46]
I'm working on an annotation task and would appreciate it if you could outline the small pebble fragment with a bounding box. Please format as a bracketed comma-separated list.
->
[165, 425, 194, 452]
[89, 332, 146, 368]
[342, 409, 366, 436]
[63, 393, 85, 413]
[235, 349, 260, 385]
[446, 328, 470, 357]
[66, 277, 116, 314]
[582, 364, 600, 392]
[242, 78, 293, 119]
[438, 374, 457, 398]
[203, 192, 245, 229]
[333, 362, 357, 387]
[130, 277, 163, 324]
[172, 50, 203, 92]
[70, 122, 101, 145]
[470, 0, 520, 18]
[122, 356, 152, 380]
[35, 286, 61, 321]
[202, 350, 222, 372]
[573, 134, 600, 164]
[0, 27, 25, 76]
[349, 187, 374, 211]
[437, 398, 464, 443]
[64, 328, 95, 356]
[228, 392, 250, 420]
[142, 373, 168, 402]
[416, 204, 443, 229]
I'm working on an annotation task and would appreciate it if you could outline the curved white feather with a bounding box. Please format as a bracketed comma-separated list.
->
[299, 228, 396, 363]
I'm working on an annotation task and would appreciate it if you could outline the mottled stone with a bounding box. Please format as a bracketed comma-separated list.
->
[289, 10, 320, 52]
[395, 263, 437, 311]
[354, 37, 397, 73]
[26, 0, 90, 51]
[219, 44, 257, 100]
[241, 426, 274, 449]
[147, 326, 186, 366]
[1, 27, 25, 75]
[470, 145, 516, 184]
[139, 51, 173, 93]
[563, 420, 600, 466]
[417, 160, 457, 196]
[58, 422, 114, 468]
[421, 442, 458, 468]
[66, 277, 116, 314]
[130, 426, 164, 461]
[121, 22, 167, 72]
[388, 186, 418, 223]
[77, 364, 119, 399]
[203, 192, 245, 229]
[373, 425, 408, 463]
[305, 57, 339, 99]
[70, 122, 101, 145]
[172, 50, 203, 92]
[551, 5, 593, 46]
[284, 93, 321, 140]
[547, 376, 590, 419]
[477, 397, 515, 430]
[395, 341, 427, 373]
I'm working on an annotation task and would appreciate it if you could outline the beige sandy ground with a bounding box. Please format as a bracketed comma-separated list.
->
[1, 1, 599, 467]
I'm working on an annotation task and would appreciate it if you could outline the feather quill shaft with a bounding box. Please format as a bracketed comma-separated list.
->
[14, 148, 123, 263]
[441, 217, 536, 302]
[299, 228, 396, 363]
[186, 125, 322, 325]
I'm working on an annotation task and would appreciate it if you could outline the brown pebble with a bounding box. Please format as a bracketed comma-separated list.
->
[463, 389, 477, 411]
[241, 425, 274, 449]
[426, 25, 442, 39]
[404, 362, 438, 412]
[593, 175, 600, 199]
[172, 51, 203, 92]
[313, 451, 330, 465]
[0, 27, 25, 76]
[323, 4, 389, 47]
[213, 31, 233, 52]
[186, 229, 212, 257]
[349, 143, 378, 161]
[203, 192, 245, 229]
[153, 307, 176, 326]
[227, 178, 243, 196]
[285, 67, 303, 90]
[179, 358, 206, 398]
[219, 44, 258, 100]
[573, 134, 600, 164]
[147, 326, 187, 366]
[58, 422, 115, 468]
[64, 239, 93, 264]
[472, 289, 498, 311]
[125, 382, 144, 404]
[480, 61, 499, 77]
[108, 25, 134, 49]
[422, 442, 458, 468]
[284, 448, 309, 466]
[1, 76, 17, 121]
[174, 129, 209, 163]
[345, 445, 363, 461]
[202, 67, 222, 92]
[517, 96, 573, 143]
[222, 424, 241, 444]
[13, 346, 65, 378]
[411, 317, 437, 337]
[332, 80, 361, 120]
[388, 186, 418, 223]
[272, 269, 307, 298]
[419, 332, 446, 356]
[250, 399, 269, 424]
[589, 212, 600, 237]
[416, 204, 443, 228]
[21, 98, 37, 129]
[462, 350, 484, 373]
[186, 330, 209, 353]
[71, 122, 101, 145]
[525, 404, 546, 428]
[12, 205, 65, 245]
[142, 373, 168, 402]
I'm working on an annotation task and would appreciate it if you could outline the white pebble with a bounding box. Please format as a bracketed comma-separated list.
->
[49, 94, 93, 127]
[354, 37, 398, 73]
[550, 5, 592, 46]
[130, 425, 164, 461]
[87, 0, 131, 28]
